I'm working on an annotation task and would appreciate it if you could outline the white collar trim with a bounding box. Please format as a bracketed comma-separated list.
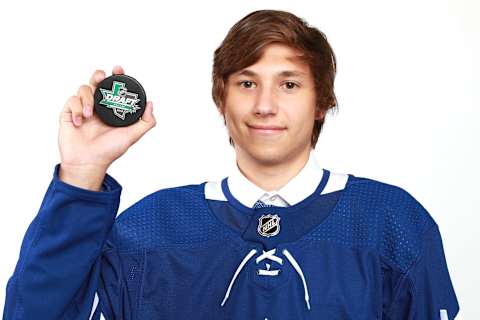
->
[204, 153, 349, 205]
[227, 152, 323, 207]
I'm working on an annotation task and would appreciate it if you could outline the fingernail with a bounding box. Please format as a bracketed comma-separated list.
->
[74, 116, 82, 126]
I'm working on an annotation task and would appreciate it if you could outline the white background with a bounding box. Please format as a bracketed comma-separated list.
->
[0, 0, 478, 318]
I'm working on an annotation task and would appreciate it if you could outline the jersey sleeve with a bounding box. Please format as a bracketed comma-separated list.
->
[3, 163, 122, 320]
[381, 188, 460, 320]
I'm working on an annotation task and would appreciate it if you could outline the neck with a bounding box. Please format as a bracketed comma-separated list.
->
[235, 147, 311, 192]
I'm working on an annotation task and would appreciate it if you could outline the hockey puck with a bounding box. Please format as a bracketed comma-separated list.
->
[93, 74, 147, 127]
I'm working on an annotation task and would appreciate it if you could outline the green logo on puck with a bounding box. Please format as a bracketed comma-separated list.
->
[99, 81, 141, 120]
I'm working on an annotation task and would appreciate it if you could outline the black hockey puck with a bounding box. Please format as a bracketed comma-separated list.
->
[93, 74, 146, 127]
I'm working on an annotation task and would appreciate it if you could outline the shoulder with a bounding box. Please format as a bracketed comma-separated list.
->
[347, 174, 437, 272]
[347, 174, 435, 223]
[117, 182, 206, 221]
[109, 182, 227, 250]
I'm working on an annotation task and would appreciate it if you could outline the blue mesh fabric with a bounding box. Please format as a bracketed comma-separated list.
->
[304, 176, 436, 272]
[5, 162, 458, 319]
[112, 183, 235, 251]
[94, 174, 455, 319]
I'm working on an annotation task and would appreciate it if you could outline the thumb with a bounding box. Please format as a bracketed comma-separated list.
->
[126, 101, 156, 145]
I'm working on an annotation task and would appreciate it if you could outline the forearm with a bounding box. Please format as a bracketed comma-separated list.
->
[3, 163, 122, 319]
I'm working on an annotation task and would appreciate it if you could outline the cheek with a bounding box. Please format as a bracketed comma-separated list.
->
[224, 99, 249, 122]
[287, 108, 316, 132]
[224, 108, 247, 136]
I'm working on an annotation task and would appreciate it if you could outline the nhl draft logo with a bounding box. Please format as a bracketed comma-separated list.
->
[99, 81, 141, 120]
[257, 214, 281, 237]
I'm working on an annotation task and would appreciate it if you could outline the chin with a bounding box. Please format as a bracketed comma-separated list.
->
[248, 146, 290, 166]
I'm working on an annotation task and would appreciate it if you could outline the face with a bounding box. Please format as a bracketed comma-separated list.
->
[222, 43, 322, 167]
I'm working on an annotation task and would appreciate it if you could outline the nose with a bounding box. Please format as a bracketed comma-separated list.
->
[253, 84, 278, 116]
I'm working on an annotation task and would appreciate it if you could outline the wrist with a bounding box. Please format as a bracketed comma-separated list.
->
[59, 163, 109, 192]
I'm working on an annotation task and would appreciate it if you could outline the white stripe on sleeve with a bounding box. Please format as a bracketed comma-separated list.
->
[440, 309, 449, 320]
[89, 292, 100, 320]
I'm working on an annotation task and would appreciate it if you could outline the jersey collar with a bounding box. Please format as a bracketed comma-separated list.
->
[228, 151, 323, 208]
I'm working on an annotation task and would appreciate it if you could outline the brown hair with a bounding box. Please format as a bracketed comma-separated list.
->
[211, 9, 338, 148]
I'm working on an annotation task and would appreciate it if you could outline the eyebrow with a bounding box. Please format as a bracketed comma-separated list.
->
[234, 69, 307, 78]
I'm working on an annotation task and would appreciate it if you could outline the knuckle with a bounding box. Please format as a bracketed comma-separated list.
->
[66, 95, 78, 108]
[90, 70, 106, 85]
[94, 69, 106, 79]
[67, 95, 77, 103]
[78, 84, 90, 92]
[68, 96, 82, 113]
[77, 85, 93, 102]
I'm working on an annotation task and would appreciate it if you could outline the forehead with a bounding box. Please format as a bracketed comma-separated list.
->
[232, 43, 311, 78]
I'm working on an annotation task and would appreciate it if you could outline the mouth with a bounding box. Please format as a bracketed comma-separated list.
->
[247, 124, 287, 135]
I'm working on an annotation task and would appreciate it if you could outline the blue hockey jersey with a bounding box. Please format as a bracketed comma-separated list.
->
[3, 163, 459, 319]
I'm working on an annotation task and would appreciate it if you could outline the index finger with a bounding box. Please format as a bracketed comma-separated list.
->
[111, 65, 125, 75]
[89, 69, 106, 92]
[89, 65, 125, 92]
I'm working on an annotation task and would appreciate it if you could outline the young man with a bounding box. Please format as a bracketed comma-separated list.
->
[3, 9, 459, 319]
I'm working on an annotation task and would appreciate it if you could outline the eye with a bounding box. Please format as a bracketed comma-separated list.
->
[238, 80, 256, 89]
[237, 80, 299, 90]
[283, 81, 299, 90]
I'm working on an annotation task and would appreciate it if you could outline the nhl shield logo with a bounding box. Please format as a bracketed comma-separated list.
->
[257, 214, 281, 237]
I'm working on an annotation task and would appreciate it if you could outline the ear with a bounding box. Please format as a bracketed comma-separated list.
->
[216, 105, 227, 125]
[314, 107, 326, 121]
[216, 103, 224, 115]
